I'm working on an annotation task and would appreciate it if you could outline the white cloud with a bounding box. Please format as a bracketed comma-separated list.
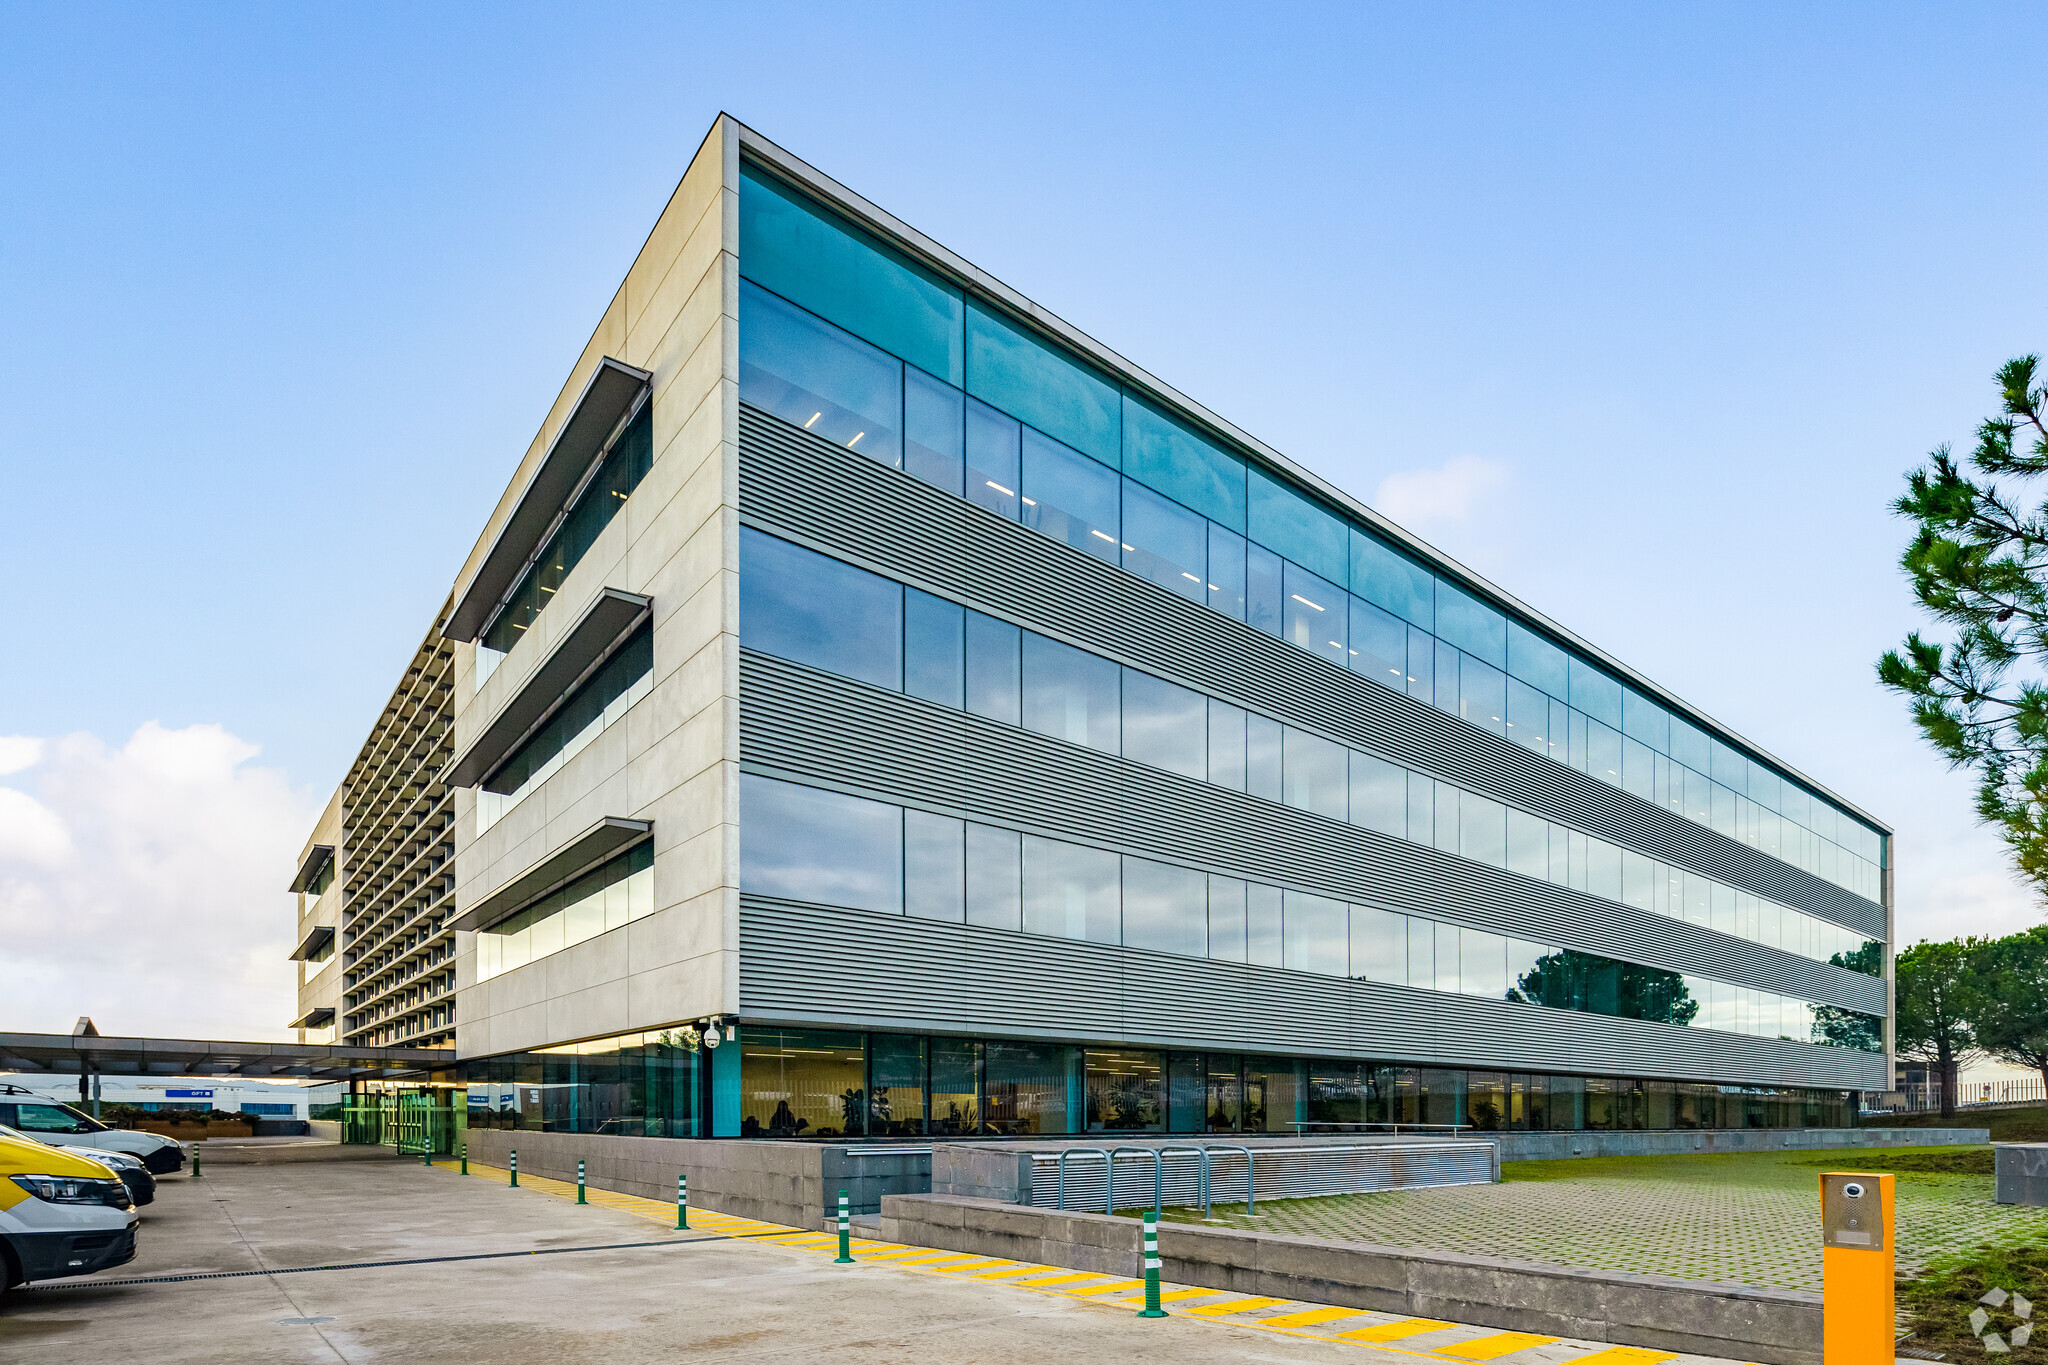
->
[0, 735, 43, 777]
[0, 722, 316, 1041]
[1374, 455, 1510, 528]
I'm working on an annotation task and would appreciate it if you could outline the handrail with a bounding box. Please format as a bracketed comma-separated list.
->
[1157, 1144, 1212, 1220]
[1055, 1147, 1110, 1211]
[1202, 1143, 1256, 1215]
[1109, 1145, 1164, 1217]
[1288, 1121, 1470, 1136]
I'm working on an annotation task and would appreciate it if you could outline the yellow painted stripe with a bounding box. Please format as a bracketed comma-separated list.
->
[971, 1265, 1053, 1279]
[1064, 1279, 1145, 1296]
[1434, 1331, 1562, 1360]
[1015, 1272, 1108, 1287]
[1559, 1351, 1677, 1365]
[1255, 1306, 1367, 1328]
[930, 1259, 1018, 1273]
[1339, 1319, 1457, 1343]
[1116, 1287, 1224, 1305]
[1183, 1296, 1292, 1317]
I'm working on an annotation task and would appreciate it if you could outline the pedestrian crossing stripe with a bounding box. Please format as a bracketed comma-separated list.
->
[1436, 1332, 1564, 1360]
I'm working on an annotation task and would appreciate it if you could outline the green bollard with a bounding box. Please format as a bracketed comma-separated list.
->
[1138, 1211, 1166, 1318]
[423, 1140, 432, 1168]
[833, 1190, 854, 1263]
[677, 1173, 689, 1230]
[191, 1147, 202, 1180]
[509, 1148, 518, 1188]
[577, 1159, 587, 1205]
[460, 1142, 468, 1176]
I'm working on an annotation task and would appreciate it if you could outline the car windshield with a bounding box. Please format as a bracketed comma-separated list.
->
[13, 1102, 105, 1134]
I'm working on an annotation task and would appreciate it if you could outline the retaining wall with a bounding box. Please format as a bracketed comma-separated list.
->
[880, 1192, 1823, 1365]
[459, 1129, 928, 1226]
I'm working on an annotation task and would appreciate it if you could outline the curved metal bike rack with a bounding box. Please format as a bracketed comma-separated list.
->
[1055, 1147, 1110, 1211]
[1202, 1143, 1256, 1215]
[1109, 1145, 1165, 1217]
[1156, 1144, 1213, 1220]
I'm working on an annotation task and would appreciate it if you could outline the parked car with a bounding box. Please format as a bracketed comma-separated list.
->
[0, 1092, 184, 1174]
[0, 1130, 137, 1291]
[0, 1125, 154, 1207]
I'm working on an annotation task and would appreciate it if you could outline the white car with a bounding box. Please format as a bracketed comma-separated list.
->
[0, 1096, 184, 1175]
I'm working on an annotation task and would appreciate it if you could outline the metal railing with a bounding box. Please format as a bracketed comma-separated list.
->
[1032, 1140, 1491, 1212]
[1862, 1079, 2048, 1116]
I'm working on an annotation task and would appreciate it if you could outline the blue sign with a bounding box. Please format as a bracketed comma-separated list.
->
[165, 1089, 214, 1099]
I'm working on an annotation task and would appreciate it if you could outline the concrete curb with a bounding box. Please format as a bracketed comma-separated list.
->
[879, 1192, 1822, 1365]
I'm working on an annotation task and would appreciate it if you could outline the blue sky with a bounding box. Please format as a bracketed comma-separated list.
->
[2, 4, 2044, 1035]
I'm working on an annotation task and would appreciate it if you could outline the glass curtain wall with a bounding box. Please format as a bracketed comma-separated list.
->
[736, 166, 1885, 905]
[739, 527, 1881, 975]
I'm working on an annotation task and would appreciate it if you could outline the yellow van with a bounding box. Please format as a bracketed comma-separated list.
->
[0, 1130, 137, 1290]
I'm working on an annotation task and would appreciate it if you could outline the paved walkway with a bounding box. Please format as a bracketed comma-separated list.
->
[1163, 1148, 2048, 1291]
[444, 1157, 1738, 1365]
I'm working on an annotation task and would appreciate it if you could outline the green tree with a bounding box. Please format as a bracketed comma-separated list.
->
[1879, 355, 2048, 894]
[1973, 926, 2048, 1093]
[1893, 939, 1987, 1118]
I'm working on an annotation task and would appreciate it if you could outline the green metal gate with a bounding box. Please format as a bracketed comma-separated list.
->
[341, 1091, 462, 1155]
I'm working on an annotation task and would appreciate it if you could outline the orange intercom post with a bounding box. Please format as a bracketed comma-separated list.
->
[1820, 1172, 1895, 1363]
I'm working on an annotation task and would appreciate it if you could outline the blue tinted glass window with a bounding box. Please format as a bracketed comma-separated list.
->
[1021, 836, 1120, 944]
[1282, 562, 1347, 667]
[1434, 582, 1506, 668]
[1246, 542, 1284, 637]
[1505, 622, 1569, 699]
[1350, 530, 1434, 629]
[1348, 751, 1405, 837]
[1460, 792, 1507, 869]
[1587, 718, 1623, 786]
[1350, 905, 1405, 985]
[1284, 891, 1348, 976]
[905, 810, 964, 922]
[965, 823, 1021, 930]
[1246, 714, 1284, 801]
[1405, 625, 1435, 704]
[1122, 669, 1206, 779]
[1459, 655, 1507, 737]
[1207, 699, 1246, 791]
[1349, 598, 1406, 689]
[1207, 523, 1247, 621]
[964, 300, 1120, 466]
[1407, 771, 1436, 845]
[1247, 884, 1283, 967]
[739, 166, 963, 385]
[484, 625, 652, 797]
[1506, 678, 1549, 757]
[905, 589, 964, 708]
[1668, 715, 1711, 773]
[1434, 638, 1461, 717]
[904, 366, 964, 495]
[1021, 429, 1118, 562]
[1122, 857, 1206, 957]
[739, 528, 901, 690]
[1208, 876, 1247, 963]
[1622, 688, 1668, 753]
[1282, 727, 1348, 821]
[1121, 394, 1246, 530]
[1247, 467, 1348, 584]
[740, 775, 902, 913]
[1020, 632, 1119, 754]
[1121, 479, 1207, 603]
[1710, 739, 1749, 797]
[964, 397, 1020, 520]
[739, 282, 902, 466]
[965, 611, 1020, 725]
[1569, 657, 1623, 729]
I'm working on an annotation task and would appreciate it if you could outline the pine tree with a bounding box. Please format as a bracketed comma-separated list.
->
[1879, 356, 2048, 894]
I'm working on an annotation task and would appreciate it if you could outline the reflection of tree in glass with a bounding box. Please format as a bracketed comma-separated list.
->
[1508, 949, 1699, 1025]
[1808, 940, 1888, 1051]
[839, 1087, 866, 1136]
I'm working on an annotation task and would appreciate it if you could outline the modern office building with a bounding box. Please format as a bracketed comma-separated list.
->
[295, 115, 1891, 1142]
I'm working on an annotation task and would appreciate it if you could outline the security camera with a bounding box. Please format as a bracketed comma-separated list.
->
[700, 1019, 721, 1049]
[1843, 1182, 1865, 1199]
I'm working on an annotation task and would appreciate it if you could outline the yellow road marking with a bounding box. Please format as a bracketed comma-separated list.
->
[1115, 1287, 1225, 1305]
[1434, 1332, 1562, 1360]
[1340, 1319, 1457, 1342]
[1183, 1296, 1291, 1316]
[1065, 1279, 1145, 1296]
[972, 1265, 1051, 1278]
[1015, 1272, 1107, 1287]
[1255, 1306, 1366, 1328]
[930, 1259, 1017, 1273]
[1557, 1351, 1677, 1365]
